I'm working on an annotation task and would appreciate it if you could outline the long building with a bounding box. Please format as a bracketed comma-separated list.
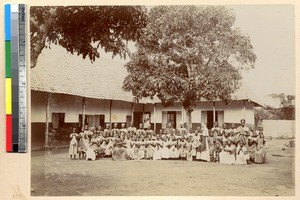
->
[31, 46, 263, 147]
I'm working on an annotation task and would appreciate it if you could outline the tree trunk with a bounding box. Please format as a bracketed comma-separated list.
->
[186, 108, 192, 131]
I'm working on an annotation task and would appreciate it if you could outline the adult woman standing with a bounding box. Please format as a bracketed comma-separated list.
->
[198, 122, 210, 161]
[255, 131, 267, 163]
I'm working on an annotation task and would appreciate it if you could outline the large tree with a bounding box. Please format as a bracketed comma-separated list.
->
[30, 6, 147, 68]
[123, 5, 256, 127]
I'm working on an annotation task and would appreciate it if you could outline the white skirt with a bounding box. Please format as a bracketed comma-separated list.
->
[153, 148, 162, 160]
[220, 152, 235, 164]
[236, 153, 249, 165]
[161, 147, 170, 159]
[86, 148, 96, 161]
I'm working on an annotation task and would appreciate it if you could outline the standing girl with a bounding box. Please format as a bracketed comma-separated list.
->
[78, 127, 88, 159]
[69, 128, 79, 159]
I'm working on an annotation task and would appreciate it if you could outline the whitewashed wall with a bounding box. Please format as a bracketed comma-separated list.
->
[31, 91, 47, 122]
[85, 98, 110, 119]
[223, 100, 254, 124]
[49, 93, 82, 123]
[263, 120, 295, 138]
[32, 91, 256, 125]
[31, 91, 133, 123]
[154, 103, 182, 122]
[110, 100, 132, 122]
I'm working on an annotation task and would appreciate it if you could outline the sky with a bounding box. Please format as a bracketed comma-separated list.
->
[228, 5, 295, 105]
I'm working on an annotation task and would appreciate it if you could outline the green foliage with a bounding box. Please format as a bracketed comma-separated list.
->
[30, 6, 147, 67]
[123, 6, 256, 112]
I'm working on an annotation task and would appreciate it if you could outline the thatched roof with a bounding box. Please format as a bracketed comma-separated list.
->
[31, 45, 263, 107]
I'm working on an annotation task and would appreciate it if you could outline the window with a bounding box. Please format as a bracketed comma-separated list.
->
[201, 110, 224, 129]
[52, 113, 65, 129]
[162, 111, 177, 129]
[143, 112, 151, 128]
[133, 112, 151, 128]
[78, 114, 105, 129]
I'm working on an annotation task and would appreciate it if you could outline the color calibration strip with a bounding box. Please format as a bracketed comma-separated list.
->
[5, 4, 27, 152]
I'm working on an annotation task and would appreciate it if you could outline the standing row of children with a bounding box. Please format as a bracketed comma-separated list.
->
[69, 119, 267, 164]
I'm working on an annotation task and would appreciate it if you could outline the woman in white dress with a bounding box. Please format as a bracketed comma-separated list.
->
[198, 122, 210, 161]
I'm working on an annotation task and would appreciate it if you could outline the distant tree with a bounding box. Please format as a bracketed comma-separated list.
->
[30, 6, 147, 68]
[255, 93, 295, 121]
[123, 6, 256, 127]
[254, 106, 281, 121]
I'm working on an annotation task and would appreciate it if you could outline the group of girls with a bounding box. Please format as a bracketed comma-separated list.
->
[69, 119, 267, 164]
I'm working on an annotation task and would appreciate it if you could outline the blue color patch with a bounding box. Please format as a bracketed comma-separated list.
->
[5, 4, 11, 41]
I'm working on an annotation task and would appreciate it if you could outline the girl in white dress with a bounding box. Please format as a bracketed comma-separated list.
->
[153, 136, 163, 160]
[124, 135, 134, 160]
[168, 138, 176, 159]
[192, 137, 200, 161]
[220, 139, 236, 164]
[131, 136, 139, 160]
[236, 141, 250, 165]
[86, 135, 100, 161]
[173, 138, 180, 159]
[78, 127, 89, 159]
[161, 136, 170, 160]
[138, 136, 146, 160]
[69, 128, 79, 159]
[186, 137, 193, 161]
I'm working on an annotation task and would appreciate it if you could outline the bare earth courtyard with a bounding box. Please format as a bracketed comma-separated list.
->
[31, 139, 294, 196]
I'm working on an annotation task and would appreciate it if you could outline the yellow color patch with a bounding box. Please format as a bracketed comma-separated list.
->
[5, 78, 12, 114]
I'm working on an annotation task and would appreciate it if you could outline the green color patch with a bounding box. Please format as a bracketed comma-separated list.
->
[5, 41, 11, 78]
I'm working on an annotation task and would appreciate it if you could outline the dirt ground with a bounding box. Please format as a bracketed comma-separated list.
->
[31, 138, 295, 196]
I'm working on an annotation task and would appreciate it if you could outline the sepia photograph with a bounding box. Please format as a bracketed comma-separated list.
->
[30, 5, 295, 196]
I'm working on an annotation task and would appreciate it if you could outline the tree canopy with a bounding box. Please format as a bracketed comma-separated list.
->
[123, 5, 256, 120]
[30, 6, 147, 68]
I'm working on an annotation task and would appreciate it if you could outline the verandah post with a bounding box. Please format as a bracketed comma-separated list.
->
[109, 100, 113, 130]
[154, 103, 156, 132]
[82, 97, 86, 128]
[45, 92, 51, 148]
